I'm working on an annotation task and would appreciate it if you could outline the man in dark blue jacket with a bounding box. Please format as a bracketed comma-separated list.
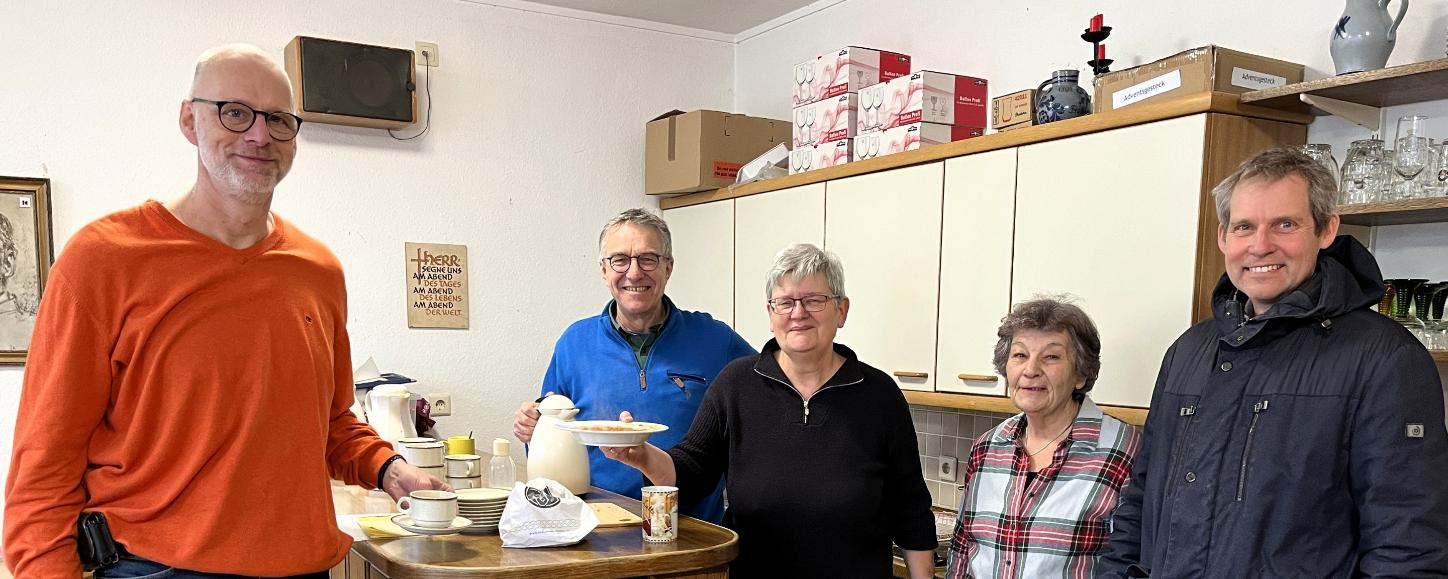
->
[511, 208, 754, 522]
[1097, 148, 1448, 577]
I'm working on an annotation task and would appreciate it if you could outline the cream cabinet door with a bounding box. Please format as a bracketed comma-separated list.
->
[662, 200, 735, 327]
[936, 149, 1018, 395]
[1012, 114, 1207, 407]
[826, 163, 944, 391]
[734, 184, 826, 350]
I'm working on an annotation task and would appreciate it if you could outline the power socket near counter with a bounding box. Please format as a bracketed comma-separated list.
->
[425, 394, 452, 416]
[937, 456, 957, 482]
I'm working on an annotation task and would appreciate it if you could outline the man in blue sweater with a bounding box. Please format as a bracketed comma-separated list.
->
[513, 208, 754, 522]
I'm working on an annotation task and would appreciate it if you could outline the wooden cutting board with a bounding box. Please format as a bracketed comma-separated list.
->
[588, 501, 643, 527]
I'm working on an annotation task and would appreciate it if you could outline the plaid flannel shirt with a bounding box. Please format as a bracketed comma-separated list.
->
[945, 397, 1142, 579]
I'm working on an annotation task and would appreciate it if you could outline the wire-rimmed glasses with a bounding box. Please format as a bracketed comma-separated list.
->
[602, 253, 670, 273]
[767, 294, 840, 315]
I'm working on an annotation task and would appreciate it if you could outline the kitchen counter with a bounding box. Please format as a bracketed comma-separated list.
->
[331, 483, 737, 579]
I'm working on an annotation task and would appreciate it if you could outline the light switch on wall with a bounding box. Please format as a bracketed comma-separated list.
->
[938, 456, 957, 481]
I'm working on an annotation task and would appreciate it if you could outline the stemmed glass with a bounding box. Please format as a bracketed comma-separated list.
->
[1393, 116, 1432, 199]
[863, 87, 874, 130]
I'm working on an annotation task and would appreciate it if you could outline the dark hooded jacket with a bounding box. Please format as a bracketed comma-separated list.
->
[1097, 236, 1448, 578]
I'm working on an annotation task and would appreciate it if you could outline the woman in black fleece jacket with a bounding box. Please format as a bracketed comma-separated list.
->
[604, 244, 937, 578]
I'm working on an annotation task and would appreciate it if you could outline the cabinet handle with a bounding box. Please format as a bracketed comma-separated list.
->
[893, 371, 929, 379]
[957, 373, 999, 382]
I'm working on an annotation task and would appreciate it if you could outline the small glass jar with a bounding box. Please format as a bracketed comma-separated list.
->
[1340, 139, 1386, 205]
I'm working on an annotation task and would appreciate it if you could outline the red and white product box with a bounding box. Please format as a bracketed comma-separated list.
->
[792, 94, 858, 148]
[792, 46, 911, 106]
[852, 122, 983, 161]
[857, 71, 988, 134]
[789, 139, 852, 175]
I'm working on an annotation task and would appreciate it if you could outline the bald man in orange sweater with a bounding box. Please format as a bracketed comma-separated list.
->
[4, 44, 447, 578]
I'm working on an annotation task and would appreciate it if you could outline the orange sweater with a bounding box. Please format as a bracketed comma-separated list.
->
[4, 201, 395, 576]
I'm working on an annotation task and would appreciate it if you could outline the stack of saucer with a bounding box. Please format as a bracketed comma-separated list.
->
[456, 487, 509, 534]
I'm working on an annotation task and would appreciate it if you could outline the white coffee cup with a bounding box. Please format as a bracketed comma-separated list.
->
[447, 476, 483, 489]
[445, 454, 482, 478]
[400, 441, 446, 467]
[398, 489, 457, 528]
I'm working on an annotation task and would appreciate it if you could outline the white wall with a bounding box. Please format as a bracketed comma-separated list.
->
[0, 0, 732, 529]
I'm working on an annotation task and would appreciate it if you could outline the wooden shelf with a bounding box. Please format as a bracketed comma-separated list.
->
[660, 92, 1310, 210]
[1240, 57, 1448, 114]
[1434, 350, 1448, 364]
[1338, 197, 1448, 226]
[902, 391, 1148, 426]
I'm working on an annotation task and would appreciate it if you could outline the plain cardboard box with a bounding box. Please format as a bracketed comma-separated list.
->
[1093, 45, 1304, 113]
[992, 89, 1036, 130]
[853, 122, 982, 162]
[645, 110, 790, 195]
[858, 71, 989, 134]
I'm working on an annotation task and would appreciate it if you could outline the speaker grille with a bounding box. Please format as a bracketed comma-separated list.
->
[297, 37, 413, 122]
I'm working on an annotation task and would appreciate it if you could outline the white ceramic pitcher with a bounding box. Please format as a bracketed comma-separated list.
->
[366, 384, 417, 444]
[527, 395, 590, 494]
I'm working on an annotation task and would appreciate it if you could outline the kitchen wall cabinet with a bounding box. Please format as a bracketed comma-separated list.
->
[662, 200, 734, 326]
[1011, 115, 1207, 407]
[732, 183, 826, 349]
[659, 96, 1309, 413]
[826, 163, 945, 391]
[935, 149, 1018, 396]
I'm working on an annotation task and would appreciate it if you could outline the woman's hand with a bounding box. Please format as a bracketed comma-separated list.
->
[600, 411, 677, 486]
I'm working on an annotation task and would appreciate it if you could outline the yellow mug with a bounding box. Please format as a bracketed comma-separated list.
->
[445, 436, 475, 456]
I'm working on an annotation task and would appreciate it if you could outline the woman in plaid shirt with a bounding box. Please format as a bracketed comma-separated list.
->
[945, 298, 1143, 579]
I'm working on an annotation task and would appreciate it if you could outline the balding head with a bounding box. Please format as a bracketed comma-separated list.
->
[189, 44, 292, 107]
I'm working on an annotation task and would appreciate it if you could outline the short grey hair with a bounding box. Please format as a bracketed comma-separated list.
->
[992, 297, 1101, 401]
[764, 243, 846, 299]
[598, 208, 672, 258]
[1212, 147, 1338, 233]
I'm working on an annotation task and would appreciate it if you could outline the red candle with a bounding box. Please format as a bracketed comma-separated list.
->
[1097, 43, 1106, 60]
[1090, 14, 1103, 32]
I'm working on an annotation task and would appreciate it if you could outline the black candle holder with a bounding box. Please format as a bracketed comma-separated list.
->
[1082, 26, 1113, 75]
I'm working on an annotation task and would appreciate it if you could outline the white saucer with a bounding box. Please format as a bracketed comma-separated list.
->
[391, 514, 472, 535]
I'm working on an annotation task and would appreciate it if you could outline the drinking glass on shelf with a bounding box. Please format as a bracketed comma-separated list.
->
[1301, 144, 1339, 190]
[1434, 142, 1448, 197]
[1393, 115, 1432, 198]
[1340, 139, 1386, 205]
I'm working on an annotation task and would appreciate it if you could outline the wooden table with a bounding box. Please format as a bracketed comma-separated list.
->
[331, 485, 737, 579]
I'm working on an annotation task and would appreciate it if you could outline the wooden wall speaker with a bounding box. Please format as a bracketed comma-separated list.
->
[284, 36, 416, 130]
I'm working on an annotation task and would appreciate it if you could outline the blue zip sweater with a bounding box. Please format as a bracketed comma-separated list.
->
[540, 297, 755, 522]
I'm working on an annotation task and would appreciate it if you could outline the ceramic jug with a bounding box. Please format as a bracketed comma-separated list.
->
[527, 394, 590, 495]
[1035, 70, 1092, 125]
[366, 384, 417, 445]
[1331, 0, 1409, 74]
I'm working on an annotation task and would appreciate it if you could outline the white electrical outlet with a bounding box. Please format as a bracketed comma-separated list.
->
[428, 394, 452, 417]
[415, 41, 440, 67]
[938, 456, 957, 481]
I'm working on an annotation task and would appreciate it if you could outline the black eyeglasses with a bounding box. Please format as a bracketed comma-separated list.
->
[767, 294, 840, 314]
[602, 253, 670, 273]
[191, 98, 303, 141]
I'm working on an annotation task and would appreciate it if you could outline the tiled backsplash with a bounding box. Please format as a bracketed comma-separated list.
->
[910, 404, 1014, 510]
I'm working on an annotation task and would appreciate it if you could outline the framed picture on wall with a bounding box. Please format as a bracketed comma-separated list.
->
[0, 177, 55, 364]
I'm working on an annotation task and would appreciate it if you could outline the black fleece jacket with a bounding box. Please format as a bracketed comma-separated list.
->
[666, 340, 936, 578]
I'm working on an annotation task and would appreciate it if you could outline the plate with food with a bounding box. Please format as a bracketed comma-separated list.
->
[554, 420, 669, 447]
